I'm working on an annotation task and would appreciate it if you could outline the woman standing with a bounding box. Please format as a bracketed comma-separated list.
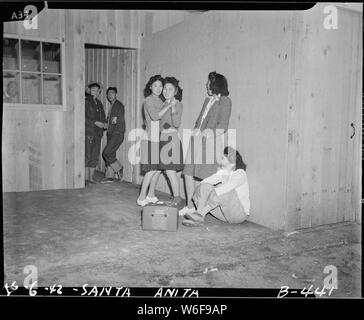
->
[137, 75, 164, 206]
[158, 77, 184, 207]
[180, 71, 232, 215]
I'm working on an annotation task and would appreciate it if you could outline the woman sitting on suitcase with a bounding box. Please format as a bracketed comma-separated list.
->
[182, 147, 250, 227]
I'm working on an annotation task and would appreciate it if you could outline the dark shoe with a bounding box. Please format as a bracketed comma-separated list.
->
[101, 177, 115, 184]
[117, 167, 124, 181]
[184, 211, 204, 223]
[86, 179, 96, 184]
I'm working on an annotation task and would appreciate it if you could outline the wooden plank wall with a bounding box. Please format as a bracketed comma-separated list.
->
[2, 110, 64, 191]
[85, 47, 137, 182]
[80, 10, 140, 49]
[150, 11, 197, 34]
[285, 4, 362, 229]
[2, 8, 147, 192]
[140, 11, 292, 229]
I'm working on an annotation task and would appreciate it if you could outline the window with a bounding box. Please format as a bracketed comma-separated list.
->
[3, 37, 63, 106]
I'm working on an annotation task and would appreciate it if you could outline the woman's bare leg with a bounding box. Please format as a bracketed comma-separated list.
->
[139, 170, 156, 200]
[147, 170, 161, 198]
[184, 174, 195, 208]
[166, 170, 180, 197]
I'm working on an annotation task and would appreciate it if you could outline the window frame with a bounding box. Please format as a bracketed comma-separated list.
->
[3, 33, 66, 111]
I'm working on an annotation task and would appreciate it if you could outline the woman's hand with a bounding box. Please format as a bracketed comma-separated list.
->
[165, 99, 175, 109]
[158, 99, 174, 119]
[163, 99, 172, 106]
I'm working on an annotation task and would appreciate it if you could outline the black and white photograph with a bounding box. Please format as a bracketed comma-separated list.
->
[0, 1, 362, 303]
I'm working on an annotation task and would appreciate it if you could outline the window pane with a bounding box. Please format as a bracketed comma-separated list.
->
[22, 73, 41, 104]
[43, 42, 61, 74]
[3, 72, 20, 103]
[3, 38, 19, 70]
[21, 40, 40, 72]
[43, 74, 62, 105]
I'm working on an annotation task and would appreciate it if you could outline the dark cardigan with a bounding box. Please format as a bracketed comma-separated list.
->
[194, 95, 232, 133]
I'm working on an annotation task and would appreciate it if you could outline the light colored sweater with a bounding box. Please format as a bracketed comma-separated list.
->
[202, 168, 250, 214]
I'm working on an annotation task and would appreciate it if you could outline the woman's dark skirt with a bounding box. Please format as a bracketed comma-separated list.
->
[158, 131, 184, 172]
[140, 139, 160, 174]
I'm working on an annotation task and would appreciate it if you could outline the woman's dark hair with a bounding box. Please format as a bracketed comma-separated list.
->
[224, 146, 246, 171]
[208, 71, 229, 96]
[144, 74, 164, 98]
[163, 76, 183, 101]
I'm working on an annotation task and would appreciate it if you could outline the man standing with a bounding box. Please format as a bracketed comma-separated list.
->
[85, 81, 107, 184]
[101, 87, 125, 182]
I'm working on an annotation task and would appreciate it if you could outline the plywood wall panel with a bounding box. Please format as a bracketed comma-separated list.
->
[120, 50, 132, 182]
[353, 13, 362, 224]
[79, 10, 141, 48]
[151, 10, 197, 34]
[119, 11, 131, 46]
[285, 4, 361, 229]
[2, 111, 30, 192]
[63, 10, 76, 189]
[72, 10, 86, 188]
[346, 12, 362, 223]
[4, 8, 63, 40]
[1, 109, 64, 191]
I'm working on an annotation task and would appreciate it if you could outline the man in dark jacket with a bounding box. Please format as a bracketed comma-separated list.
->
[101, 87, 125, 182]
[85, 82, 107, 184]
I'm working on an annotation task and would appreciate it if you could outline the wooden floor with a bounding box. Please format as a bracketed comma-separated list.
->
[2, 178, 361, 297]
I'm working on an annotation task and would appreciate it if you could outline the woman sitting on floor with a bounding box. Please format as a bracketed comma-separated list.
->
[182, 146, 250, 227]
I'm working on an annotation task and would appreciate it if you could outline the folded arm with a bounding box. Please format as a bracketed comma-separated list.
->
[201, 171, 223, 185]
[215, 170, 246, 196]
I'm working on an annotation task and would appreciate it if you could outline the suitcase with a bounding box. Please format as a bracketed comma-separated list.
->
[141, 201, 179, 231]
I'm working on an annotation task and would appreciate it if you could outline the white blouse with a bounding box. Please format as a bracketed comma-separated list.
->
[202, 168, 250, 215]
